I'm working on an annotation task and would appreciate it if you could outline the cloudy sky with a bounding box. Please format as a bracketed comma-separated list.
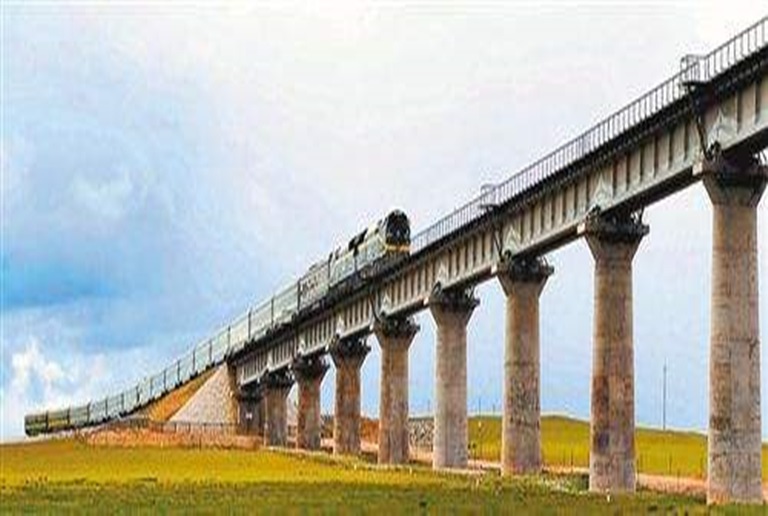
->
[1, 2, 767, 440]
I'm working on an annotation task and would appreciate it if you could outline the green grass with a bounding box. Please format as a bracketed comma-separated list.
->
[2, 418, 766, 513]
[467, 415, 768, 480]
[0, 439, 743, 514]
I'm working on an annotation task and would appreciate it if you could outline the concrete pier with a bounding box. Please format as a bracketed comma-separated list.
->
[429, 289, 479, 470]
[293, 355, 328, 451]
[236, 391, 262, 435]
[498, 258, 553, 475]
[263, 371, 294, 447]
[700, 157, 767, 504]
[331, 337, 370, 455]
[375, 317, 419, 465]
[582, 214, 648, 493]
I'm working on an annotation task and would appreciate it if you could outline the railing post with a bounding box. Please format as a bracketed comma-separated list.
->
[192, 351, 196, 373]
[247, 309, 252, 340]
[208, 339, 213, 365]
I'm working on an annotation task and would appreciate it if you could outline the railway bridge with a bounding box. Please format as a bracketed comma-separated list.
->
[25, 17, 768, 505]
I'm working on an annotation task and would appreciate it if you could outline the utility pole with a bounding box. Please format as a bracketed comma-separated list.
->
[662, 361, 667, 431]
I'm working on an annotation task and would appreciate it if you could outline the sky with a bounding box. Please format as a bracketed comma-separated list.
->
[1, 1, 767, 440]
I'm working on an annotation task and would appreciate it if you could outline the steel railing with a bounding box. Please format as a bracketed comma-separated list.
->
[411, 16, 768, 255]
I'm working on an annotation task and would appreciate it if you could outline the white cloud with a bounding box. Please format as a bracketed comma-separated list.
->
[0, 306, 175, 440]
[0, 336, 105, 440]
[71, 167, 135, 222]
[10, 338, 65, 392]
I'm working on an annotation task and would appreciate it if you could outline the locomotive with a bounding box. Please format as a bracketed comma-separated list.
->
[25, 210, 411, 436]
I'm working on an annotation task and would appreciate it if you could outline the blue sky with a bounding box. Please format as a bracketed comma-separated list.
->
[1, 2, 767, 440]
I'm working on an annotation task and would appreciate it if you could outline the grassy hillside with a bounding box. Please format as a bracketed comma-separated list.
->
[0, 439, 719, 513]
[467, 415, 768, 480]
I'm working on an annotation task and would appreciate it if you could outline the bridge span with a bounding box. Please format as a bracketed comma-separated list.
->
[26, 17, 768, 505]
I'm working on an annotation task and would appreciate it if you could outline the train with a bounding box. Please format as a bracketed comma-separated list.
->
[25, 210, 411, 436]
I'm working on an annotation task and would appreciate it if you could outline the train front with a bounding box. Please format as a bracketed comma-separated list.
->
[383, 210, 411, 253]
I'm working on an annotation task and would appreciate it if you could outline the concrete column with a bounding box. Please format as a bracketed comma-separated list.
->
[498, 258, 553, 475]
[581, 214, 648, 493]
[429, 289, 479, 470]
[375, 317, 419, 465]
[236, 393, 262, 435]
[263, 371, 293, 447]
[331, 337, 370, 455]
[292, 355, 328, 451]
[701, 158, 767, 504]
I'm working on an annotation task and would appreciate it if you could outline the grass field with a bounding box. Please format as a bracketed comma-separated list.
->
[0, 439, 749, 514]
[2, 416, 766, 513]
[466, 415, 768, 481]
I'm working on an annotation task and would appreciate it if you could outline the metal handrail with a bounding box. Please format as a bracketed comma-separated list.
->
[411, 16, 768, 254]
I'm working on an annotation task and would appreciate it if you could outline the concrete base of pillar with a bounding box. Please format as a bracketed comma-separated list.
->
[331, 338, 370, 455]
[429, 289, 478, 470]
